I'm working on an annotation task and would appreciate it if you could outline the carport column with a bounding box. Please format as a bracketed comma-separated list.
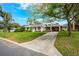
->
[59, 26, 61, 31]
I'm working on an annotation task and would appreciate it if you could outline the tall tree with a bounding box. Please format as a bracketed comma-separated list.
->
[0, 5, 12, 32]
[27, 18, 33, 25]
[40, 3, 79, 36]
[32, 4, 59, 32]
[58, 4, 79, 36]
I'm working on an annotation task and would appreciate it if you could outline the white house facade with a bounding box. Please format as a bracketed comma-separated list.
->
[25, 21, 61, 32]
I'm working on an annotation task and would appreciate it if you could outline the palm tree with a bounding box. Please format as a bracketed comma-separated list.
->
[27, 18, 37, 25]
[0, 5, 12, 32]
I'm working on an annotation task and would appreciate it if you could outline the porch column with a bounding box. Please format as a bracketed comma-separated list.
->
[32, 27, 35, 32]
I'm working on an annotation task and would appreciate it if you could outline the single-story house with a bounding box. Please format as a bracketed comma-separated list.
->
[25, 22, 61, 32]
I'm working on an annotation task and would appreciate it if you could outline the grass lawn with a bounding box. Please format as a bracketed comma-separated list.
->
[0, 32, 46, 43]
[54, 31, 79, 56]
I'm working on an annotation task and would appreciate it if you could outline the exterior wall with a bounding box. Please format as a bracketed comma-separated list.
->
[32, 27, 41, 32]
[41, 27, 45, 32]
[32, 27, 46, 32]
[36, 27, 41, 31]
[26, 27, 32, 32]
[32, 27, 35, 32]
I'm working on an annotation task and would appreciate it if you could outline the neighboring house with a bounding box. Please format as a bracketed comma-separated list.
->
[10, 28, 16, 32]
[25, 21, 61, 32]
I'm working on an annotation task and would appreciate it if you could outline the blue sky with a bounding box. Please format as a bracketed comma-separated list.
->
[0, 3, 32, 25]
[0, 3, 67, 26]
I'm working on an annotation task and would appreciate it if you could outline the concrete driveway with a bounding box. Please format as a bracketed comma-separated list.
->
[0, 39, 46, 56]
[21, 32, 62, 56]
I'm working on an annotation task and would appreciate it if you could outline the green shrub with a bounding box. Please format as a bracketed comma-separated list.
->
[14, 26, 25, 32]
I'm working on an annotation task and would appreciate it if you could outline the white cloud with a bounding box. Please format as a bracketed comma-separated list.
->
[19, 3, 31, 10]
[0, 17, 3, 21]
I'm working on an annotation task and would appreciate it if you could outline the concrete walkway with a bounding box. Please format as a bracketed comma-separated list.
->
[21, 32, 62, 56]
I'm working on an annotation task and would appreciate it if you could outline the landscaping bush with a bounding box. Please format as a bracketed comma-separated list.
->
[14, 26, 25, 32]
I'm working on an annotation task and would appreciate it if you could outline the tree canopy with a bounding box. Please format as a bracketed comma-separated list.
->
[33, 3, 79, 36]
[0, 5, 12, 32]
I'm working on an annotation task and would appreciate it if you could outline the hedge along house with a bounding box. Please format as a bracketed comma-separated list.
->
[25, 21, 61, 32]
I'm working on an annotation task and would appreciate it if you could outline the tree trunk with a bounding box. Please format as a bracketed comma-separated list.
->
[3, 27, 9, 32]
[3, 22, 9, 32]
[67, 22, 71, 36]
